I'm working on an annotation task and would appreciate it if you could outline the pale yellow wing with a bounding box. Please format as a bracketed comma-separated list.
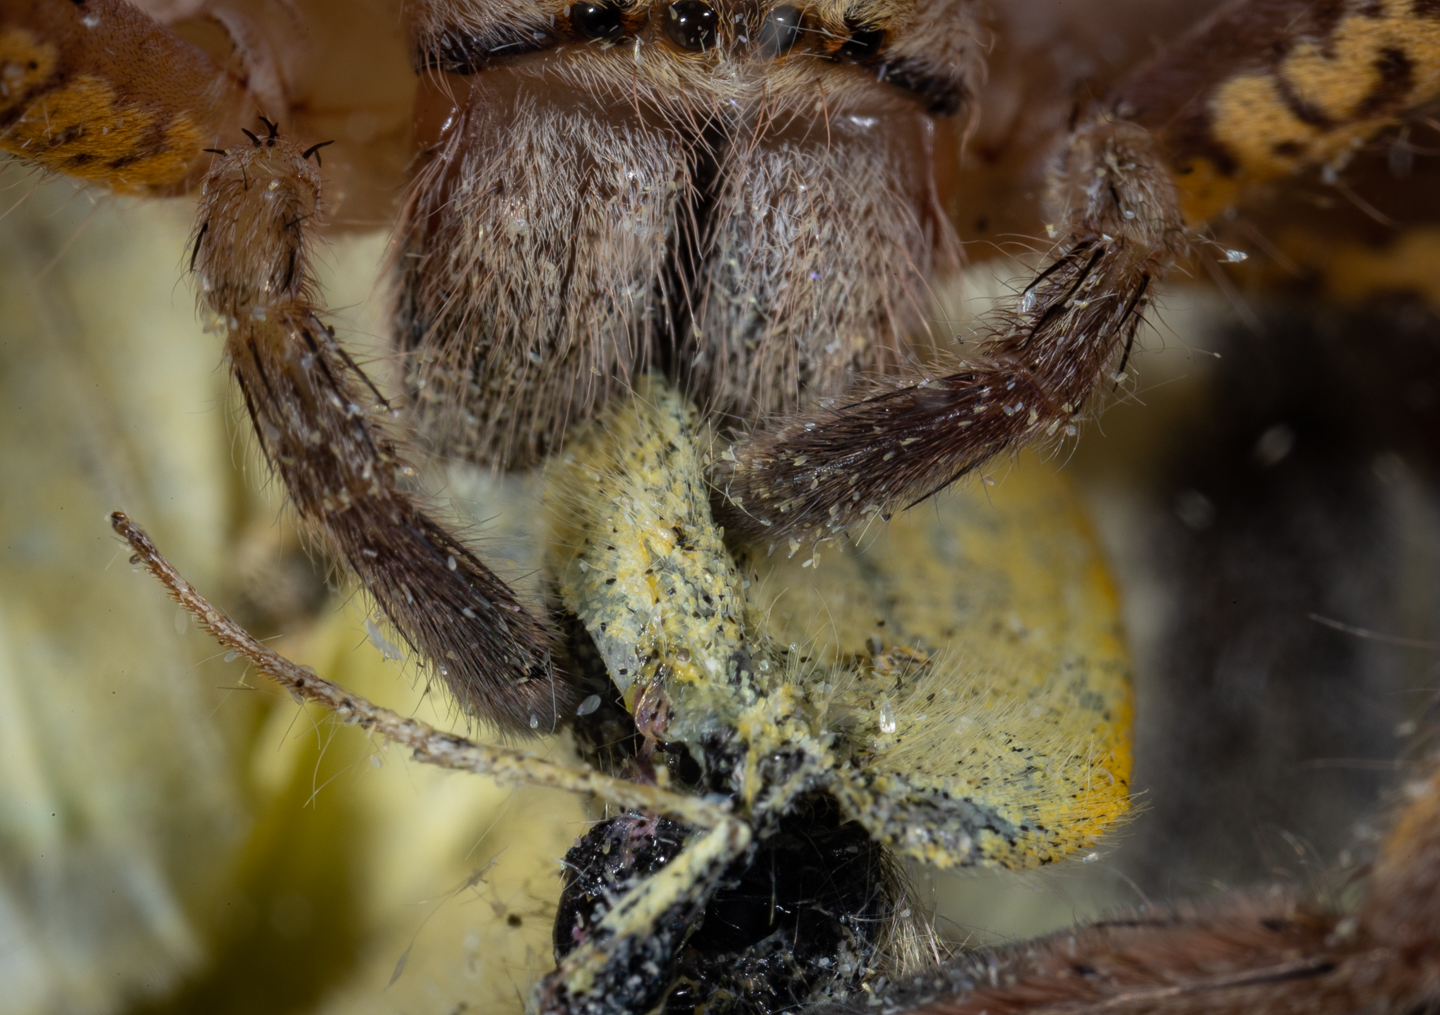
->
[757, 464, 1132, 869]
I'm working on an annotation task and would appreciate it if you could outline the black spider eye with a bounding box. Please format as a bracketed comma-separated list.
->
[571, 1, 627, 41]
[838, 23, 883, 60]
[756, 5, 801, 57]
[665, 0, 718, 51]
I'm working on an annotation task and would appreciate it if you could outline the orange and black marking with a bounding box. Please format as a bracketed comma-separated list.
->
[1113, 0, 1440, 223]
[0, 0, 248, 193]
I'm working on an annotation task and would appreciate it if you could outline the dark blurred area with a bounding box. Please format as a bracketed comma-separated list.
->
[1102, 296, 1440, 897]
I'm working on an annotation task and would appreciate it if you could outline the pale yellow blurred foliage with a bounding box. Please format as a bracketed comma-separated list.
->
[0, 174, 248, 1013]
[0, 174, 587, 1015]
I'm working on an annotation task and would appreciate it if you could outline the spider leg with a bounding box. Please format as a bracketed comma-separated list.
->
[190, 131, 576, 733]
[715, 0, 1440, 549]
[1364, 763, 1440, 965]
[112, 505, 755, 1015]
[109, 510, 723, 826]
[713, 118, 1179, 547]
[0, 0, 254, 193]
[807, 756, 1440, 1015]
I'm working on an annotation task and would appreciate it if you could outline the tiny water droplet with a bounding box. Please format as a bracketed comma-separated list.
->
[576, 694, 602, 716]
[529, 714, 540, 729]
[878, 701, 896, 734]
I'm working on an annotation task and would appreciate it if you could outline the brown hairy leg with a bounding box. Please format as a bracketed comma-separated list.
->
[191, 125, 574, 733]
[108, 511, 719, 827]
[714, 0, 1440, 549]
[713, 117, 1181, 548]
[0, 0, 251, 191]
[0, 3, 556, 725]
[808, 750, 1440, 1015]
[112, 507, 754, 1015]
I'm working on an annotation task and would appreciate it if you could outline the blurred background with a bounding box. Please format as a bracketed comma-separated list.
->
[5, 0, 1440, 1011]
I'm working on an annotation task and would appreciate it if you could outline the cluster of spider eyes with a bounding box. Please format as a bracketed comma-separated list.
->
[566, 0, 882, 59]
[425, 0, 889, 76]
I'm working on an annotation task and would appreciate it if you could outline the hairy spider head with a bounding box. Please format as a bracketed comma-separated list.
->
[392, 0, 975, 471]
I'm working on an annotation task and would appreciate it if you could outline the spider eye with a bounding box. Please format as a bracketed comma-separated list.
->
[756, 5, 802, 57]
[838, 23, 883, 60]
[665, 0, 718, 51]
[571, 2, 627, 41]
